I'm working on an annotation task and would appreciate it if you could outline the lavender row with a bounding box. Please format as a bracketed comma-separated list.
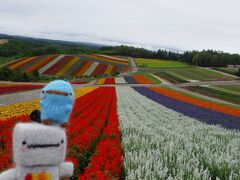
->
[133, 87, 240, 131]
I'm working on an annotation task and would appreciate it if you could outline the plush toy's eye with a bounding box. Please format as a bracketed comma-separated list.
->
[69, 93, 72, 96]
[22, 141, 27, 145]
[61, 139, 64, 144]
[42, 90, 45, 93]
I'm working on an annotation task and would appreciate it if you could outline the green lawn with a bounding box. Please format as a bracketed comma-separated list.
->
[158, 67, 235, 81]
[135, 58, 189, 68]
[213, 85, 240, 95]
[185, 86, 240, 105]
[212, 67, 239, 76]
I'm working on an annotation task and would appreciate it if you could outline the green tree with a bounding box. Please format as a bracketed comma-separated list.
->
[32, 70, 40, 81]
[22, 72, 30, 82]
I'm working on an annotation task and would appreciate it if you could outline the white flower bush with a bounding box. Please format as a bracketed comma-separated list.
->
[116, 87, 240, 180]
[115, 77, 127, 84]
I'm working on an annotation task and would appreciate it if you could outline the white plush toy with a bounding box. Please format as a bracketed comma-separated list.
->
[0, 123, 73, 180]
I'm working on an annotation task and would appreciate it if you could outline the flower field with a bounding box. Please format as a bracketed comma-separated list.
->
[94, 75, 160, 85]
[6, 54, 130, 77]
[0, 85, 240, 179]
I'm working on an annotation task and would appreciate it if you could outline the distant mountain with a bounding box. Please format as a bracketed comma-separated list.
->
[0, 33, 104, 49]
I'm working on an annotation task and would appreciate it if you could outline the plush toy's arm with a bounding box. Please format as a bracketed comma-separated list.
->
[0, 168, 16, 180]
[59, 162, 74, 177]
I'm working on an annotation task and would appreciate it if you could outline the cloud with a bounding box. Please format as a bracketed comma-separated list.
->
[0, 0, 239, 53]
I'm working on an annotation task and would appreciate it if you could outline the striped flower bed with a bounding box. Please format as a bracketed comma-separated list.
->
[43, 55, 75, 75]
[1, 85, 240, 179]
[56, 57, 80, 76]
[25, 55, 59, 73]
[6, 55, 130, 77]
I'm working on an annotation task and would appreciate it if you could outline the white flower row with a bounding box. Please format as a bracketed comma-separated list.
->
[116, 87, 240, 180]
[115, 77, 127, 84]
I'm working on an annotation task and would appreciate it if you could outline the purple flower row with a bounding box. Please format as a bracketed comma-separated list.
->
[133, 87, 240, 131]
[124, 76, 137, 84]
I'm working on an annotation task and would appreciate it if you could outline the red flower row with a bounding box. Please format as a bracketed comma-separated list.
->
[104, 78, 115, 84]
[0, 85, 43, 95]
[79, 89, 123, 179]
[0, 115, 29, 171]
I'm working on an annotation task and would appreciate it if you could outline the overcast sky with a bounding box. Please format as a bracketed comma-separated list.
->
[0, 0, 239, 53]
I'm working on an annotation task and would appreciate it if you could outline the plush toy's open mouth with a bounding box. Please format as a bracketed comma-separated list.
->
[45, 90, 70, 96]
[27, 143, 60, 149]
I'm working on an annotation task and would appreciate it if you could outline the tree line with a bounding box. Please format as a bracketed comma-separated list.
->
[100, 46, 240, 67]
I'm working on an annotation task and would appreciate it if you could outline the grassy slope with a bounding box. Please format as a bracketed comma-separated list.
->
[212, 67, 239, 76]
[185, 86, 240, 105]
[145, 74, 161, 84]
[213, 85, 240, 95]
[135, 58, 189, 68]
[167, 86, 240, 109]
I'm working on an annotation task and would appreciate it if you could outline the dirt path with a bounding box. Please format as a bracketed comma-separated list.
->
[129, 57, 138, 73]
[150, 73, 172, 85]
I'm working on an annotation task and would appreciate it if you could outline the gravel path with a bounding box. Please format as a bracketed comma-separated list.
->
[0, 89, 41, 106]
[150, 73, 172, 85]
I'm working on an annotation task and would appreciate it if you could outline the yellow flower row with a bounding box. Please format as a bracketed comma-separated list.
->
[56, 57, 80, 76]
[96, 79, 105, 85]
[0, 87, 98, 120]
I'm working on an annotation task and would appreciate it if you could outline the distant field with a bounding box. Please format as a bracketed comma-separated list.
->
[185, 85, 240, 105]
[213, 85, 240, 95]
[4, 54, 129, 78]
[0, 39, 8, 45]
[135, 58, 189, 68]
[155, 67, 235, 82]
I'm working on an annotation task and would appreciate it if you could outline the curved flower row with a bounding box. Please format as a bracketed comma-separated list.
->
[149, 87, 240, 117]
[117, 86, 240, 179]
[134, 87, 240, 131]
[132, 74, 154, 84]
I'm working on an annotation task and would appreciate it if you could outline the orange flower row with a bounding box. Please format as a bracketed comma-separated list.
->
[25, 55, 59, 73]
[133, 75, 153, 84]
[149, 87, 240, 117]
